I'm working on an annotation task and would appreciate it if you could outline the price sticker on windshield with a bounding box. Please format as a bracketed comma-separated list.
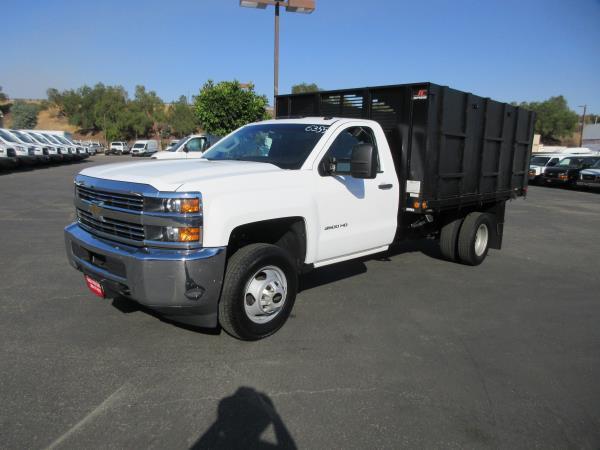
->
[305, 125, 330, 134]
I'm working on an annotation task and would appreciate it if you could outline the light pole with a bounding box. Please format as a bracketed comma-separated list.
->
[578, 104, 587, 147]
[239, 0, 316, 105]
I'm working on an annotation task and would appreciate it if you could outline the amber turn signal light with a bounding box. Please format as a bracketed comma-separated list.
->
[178, 227, 201, 242]
[180, 198, 200, 214]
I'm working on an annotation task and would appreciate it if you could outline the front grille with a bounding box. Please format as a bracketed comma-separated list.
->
[43, 148, 49, 156]
[582, 174, 598, 181]
[545, 172, 557, 178]
[7, 148, 16, 157]
[28, 147, 35, 156]
[77, 185, 144, 211]
[77, 208, 145, 241]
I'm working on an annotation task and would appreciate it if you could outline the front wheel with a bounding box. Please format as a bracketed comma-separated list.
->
[457, 212, 493, 266]
[219, 243, 297, 340]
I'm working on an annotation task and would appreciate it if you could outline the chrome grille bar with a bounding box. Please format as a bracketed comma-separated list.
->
[77, 209, 145, 241]
[76, 185, 144, 211]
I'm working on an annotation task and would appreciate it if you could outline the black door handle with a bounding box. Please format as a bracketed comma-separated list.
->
[378, 183, 393, 190]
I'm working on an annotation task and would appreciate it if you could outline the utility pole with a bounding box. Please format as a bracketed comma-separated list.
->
[578, 105, 587, 147]
[239, 0, 316, 107]
[274, 1, 280, 99]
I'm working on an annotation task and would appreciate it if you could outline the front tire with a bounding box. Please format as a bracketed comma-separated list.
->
[219, 244, 297, 340]
[458, 212, 492, 266]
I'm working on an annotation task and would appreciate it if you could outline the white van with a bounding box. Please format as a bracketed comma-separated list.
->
[109, 141, 130, 155]
[131, 140, 159, 156]
[152, 134, 220, 160]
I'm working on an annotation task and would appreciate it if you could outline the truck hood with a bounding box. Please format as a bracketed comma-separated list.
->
[79, 159, 282, 191]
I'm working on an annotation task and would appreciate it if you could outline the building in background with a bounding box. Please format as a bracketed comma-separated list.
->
[582, 124, 600, 151]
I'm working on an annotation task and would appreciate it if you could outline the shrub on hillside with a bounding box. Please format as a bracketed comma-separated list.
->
[11, 101, 39, 129]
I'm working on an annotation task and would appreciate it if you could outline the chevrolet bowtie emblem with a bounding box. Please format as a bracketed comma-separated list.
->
[89, 203, 103, 219]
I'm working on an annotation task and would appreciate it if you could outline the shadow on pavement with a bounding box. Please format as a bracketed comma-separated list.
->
[110, 239, 444, 330]
[110, 296, 220, 335]
[299, 238, 444, 292]
[191, 387, 296, 450]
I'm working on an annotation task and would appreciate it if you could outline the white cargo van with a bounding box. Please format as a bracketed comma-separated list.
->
[131, 140, 159, 156]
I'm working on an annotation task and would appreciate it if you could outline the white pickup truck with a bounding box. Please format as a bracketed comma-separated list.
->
[65, 83, 535, 340]
[152, 134, 221, 160]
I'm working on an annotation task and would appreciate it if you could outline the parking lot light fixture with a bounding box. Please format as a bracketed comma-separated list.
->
[239, 0, 316, 103]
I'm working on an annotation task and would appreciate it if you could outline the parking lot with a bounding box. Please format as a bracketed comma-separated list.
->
[1, 155, 599, 449]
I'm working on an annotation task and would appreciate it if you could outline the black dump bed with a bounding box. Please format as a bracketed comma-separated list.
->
[276, 83, 535, 212]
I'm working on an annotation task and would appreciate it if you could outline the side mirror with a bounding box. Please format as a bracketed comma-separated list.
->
[183, 144, 189, 153]
[350, 144, 377, 179]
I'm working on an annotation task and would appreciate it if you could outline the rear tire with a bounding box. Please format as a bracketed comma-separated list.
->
[439, 216, 463, 261]
[219, 243, 297, 340]
[458, 212, 492, 266]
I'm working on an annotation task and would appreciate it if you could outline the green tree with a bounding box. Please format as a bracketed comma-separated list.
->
[291, 82, 320, 94]
[168, 95, 198, 137]
[194, 80, 269, 135]
[0, 86, 8, 102]
[10, 101, 39, 129]
[518, 96, 578, 143]
[130, 85, 166, 140]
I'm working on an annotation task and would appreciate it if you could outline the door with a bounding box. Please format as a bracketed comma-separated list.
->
[314, 124, 399, 263]
[185, 137, 207, 159]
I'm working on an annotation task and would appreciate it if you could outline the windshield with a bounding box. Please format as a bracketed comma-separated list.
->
[54, 135, 71, 145]
[202, 124, 329, 169]
[42, 134, 62, 145]
[133, 143, 145, 148]
[29, 133, 49, 144]
[11, 130, 35, 144]
[169, 138, 188, 152]
[557, 158, 582, 168]
[0, 129, 19, 143]
[530, 156, 550, 165]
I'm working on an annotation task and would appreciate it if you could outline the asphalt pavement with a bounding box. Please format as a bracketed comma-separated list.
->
[1, 155, 599, 449]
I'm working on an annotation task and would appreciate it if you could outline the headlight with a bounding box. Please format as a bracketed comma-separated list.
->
[163, 226, 202, 242]
[146, 225, 202, 243]
[558, 173, 568, 180]
[145, 197, 201, 214]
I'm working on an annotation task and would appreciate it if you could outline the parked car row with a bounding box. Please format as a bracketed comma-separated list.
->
[0, 128, 92, 170]
[105, 134, 222, 159]
[106, 140, 158, 156]
[529, 153, 600, 190]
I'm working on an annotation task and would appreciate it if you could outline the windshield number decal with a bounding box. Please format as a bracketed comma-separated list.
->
[305, 125, 329, 134]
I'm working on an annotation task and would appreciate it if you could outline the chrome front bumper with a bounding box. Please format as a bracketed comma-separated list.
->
[65, 223, 226, 328]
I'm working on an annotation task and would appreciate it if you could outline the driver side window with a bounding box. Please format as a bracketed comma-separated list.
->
[321, 126, 378, 175]
[187, 138, 205, 152]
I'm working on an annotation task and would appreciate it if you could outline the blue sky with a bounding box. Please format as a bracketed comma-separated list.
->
[3, 0, 599, 113]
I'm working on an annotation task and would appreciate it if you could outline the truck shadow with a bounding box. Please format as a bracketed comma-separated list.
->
[190, 386, 297, 449]
[299, 238, 443, 292]
[110, 239, 443, 333]
[110, 296, 221, 335]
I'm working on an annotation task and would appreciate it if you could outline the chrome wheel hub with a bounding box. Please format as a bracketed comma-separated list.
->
[243, 266, 288, 324]
[474, 223, 489, 256]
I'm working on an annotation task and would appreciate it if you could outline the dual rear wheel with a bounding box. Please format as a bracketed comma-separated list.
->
[440, 212, 492, 266]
